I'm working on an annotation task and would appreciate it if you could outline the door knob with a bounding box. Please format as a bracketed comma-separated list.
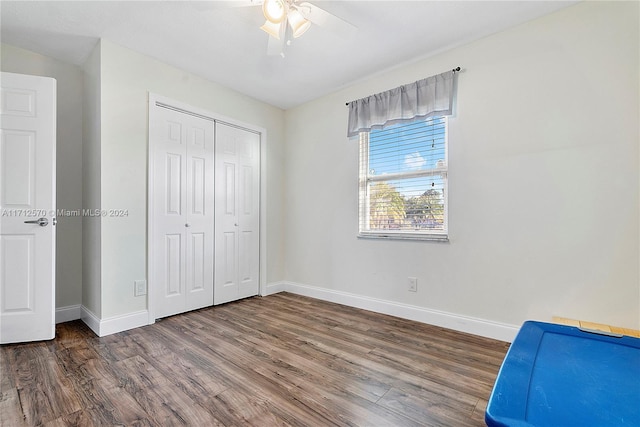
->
[24, 217, 49, 227]
[185, 223, 190, 227]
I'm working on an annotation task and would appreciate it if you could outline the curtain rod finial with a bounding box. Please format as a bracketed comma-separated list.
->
[453, 67, 461, 73]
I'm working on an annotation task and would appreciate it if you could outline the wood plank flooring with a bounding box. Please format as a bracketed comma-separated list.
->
[1, 292, 510, 426]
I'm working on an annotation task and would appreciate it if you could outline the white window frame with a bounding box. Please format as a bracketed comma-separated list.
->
[358, 117, 449, 241]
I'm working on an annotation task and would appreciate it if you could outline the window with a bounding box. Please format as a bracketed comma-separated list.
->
[358, 117, 448, 240]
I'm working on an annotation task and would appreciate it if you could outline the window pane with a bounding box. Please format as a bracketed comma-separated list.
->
[368, 117, 446, 177]
[365, 175, 446, 232]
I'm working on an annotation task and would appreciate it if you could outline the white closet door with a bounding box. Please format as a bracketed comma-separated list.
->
[151, 106, 213, 319]
[184, 120, 214, 311]
[214, 123, 260, 305]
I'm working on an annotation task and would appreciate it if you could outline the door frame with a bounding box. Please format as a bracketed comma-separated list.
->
[147, 93, 267, 324]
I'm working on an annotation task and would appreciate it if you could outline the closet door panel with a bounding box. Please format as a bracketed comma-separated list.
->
[184, 116, 214, 312]
[153, 111, 187, 318]
[165, 234, 183, 296]
[151, 105, 213, 318]
[187, 232, 205, 292]
[165, 153, 183, 215]
[214, 123, 260, 304]
[185, 154, 207, 305]
[237, 131, 260, 299]
[214, 124, 237, 304]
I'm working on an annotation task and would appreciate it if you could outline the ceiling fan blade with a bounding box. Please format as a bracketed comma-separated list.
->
[191, 0, 262, 12]
[297, 2, 356, 38]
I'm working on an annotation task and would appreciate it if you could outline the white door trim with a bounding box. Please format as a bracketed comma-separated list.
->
[147, 93, 267, 324]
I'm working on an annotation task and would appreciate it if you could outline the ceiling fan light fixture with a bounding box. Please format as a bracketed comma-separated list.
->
[263, 0, 286, 24]
[260, 19, 282, 39]
[287, 9, 311, 38]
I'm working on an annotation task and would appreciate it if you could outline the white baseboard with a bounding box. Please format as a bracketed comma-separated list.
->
[74, 281, 517, 341]
[263, 281, 288, 296]
[275, 281, 519, 342]
[56, 304, 81, 324]
[80, 306, 101, 335]
[80, 306, 149, 337]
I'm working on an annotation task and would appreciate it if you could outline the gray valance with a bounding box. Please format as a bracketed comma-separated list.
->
[347, 70, 456, 138]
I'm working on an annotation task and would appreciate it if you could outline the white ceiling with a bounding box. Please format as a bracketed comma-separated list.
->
[1, 1, 577, 109]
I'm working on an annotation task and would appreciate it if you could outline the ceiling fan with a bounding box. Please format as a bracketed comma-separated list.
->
[257, 0, 356, 57]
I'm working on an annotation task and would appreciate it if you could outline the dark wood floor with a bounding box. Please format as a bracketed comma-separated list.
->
[1, 292, 509, 426]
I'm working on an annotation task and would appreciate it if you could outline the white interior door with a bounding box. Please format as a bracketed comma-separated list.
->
[150, 105, 214, 319]
[214, 123, 260, 305]
[0, 72, 56, 344]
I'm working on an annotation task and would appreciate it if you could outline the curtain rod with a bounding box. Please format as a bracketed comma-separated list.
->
[345, 67, 461, 106]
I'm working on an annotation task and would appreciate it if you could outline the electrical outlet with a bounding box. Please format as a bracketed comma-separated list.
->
[134, 280, 147, 296]
[408, 277, 417, 292]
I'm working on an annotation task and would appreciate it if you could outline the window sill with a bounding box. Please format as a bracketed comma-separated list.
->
[358, 232, 449, 242]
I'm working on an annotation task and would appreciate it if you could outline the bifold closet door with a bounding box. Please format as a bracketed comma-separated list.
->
[151, 106, 214, 319]
[214, 123, 260, 305]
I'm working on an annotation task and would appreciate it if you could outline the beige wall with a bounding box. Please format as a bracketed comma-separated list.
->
[1, 44, 84, 311]
[283, 1, 640, 330]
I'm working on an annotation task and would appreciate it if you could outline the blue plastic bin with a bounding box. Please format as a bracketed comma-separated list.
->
[486, 321, 640, 427]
